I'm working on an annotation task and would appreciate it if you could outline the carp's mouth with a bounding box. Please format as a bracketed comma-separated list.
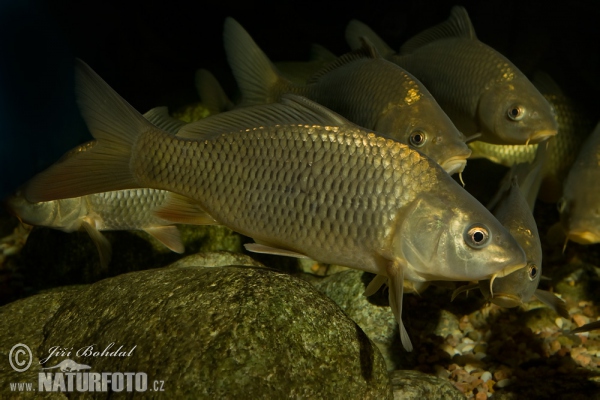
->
[441, 157, 467, 176]
[526, 129, 557, 145]
[567, 230, 600, 245]
[489, 293, 521, 308]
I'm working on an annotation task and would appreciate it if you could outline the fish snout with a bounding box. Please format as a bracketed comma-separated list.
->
[567, 230, 600, 245]
[441, 158, 468, 175]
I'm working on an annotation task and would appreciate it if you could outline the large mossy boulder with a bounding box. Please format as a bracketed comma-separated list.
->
[0, 256, 392, 399]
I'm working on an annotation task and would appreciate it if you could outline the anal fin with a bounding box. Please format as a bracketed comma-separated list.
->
[144, 226, 185, 253]
[81, 220, 112, 270]
[154, 193, 219, 226]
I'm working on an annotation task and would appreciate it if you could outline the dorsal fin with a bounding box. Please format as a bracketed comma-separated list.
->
[143, 106, 187, 135]
[223, 16, 292, 107]
[176, 94, 353, 139]
[400, 6, 477, 54]
[532, 70, 564, 98]
[309, 43, 338, 62]
[345, 19, 396, 58]
[195, 68, 235, 114]
[306, 37, 382, 84]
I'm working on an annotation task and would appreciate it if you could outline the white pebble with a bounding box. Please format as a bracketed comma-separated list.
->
[458, 343, 475, 353]
[481, 371, 492, 382]
[496, 378, 514, 388]
[555, 318, 563, 329]
[441, 344, 460, 356]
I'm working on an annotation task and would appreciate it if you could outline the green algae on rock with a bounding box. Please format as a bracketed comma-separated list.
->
[0, 264, 392, 399]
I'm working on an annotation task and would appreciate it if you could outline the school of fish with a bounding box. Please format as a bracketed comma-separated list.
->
[4, 5, 600, 350]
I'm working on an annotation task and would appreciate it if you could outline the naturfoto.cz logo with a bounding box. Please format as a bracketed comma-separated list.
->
[7, 343, 165, 394]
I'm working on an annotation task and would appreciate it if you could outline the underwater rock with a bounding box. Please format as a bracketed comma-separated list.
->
[390, 370, 465, 400]
[0, 289, 72, 390]
[166, 250, 263, 269]
[0, 264, 392, 399]
[314, 269, 402, 371]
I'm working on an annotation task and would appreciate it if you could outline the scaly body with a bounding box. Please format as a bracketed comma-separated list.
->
[24, 60, 528, 351]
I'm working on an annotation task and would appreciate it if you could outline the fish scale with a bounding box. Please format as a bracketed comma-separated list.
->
[134, 126, 429, 273]
[84, 189, 172, 230]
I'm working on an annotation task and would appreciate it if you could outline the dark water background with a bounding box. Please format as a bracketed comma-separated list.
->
[1, 0, 598, 200]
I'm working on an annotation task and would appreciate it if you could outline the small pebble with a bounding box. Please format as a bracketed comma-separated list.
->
[573, 314, 590, 327]
[496, 378, 513, 388]
[555, 318, 563, 329]
[481, 371, 492, 382]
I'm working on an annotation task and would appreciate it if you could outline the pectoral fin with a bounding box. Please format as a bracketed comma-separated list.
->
[81, 220, 112, 269]
[364, 274, 388, 297]
[386, 261, 413, 352]
[571, 320, 600, 334]
[144, 226, 185, 253]
[244, 243, 310, 259]
[533, 289, 569, 319]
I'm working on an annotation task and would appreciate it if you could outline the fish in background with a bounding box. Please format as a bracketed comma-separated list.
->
[468, 71, 596, 203]
[223, 17, 472, 177]
[23, 59, 528, 352]
[7, 187, 189, 269]
[196, 45, 337, 113]
[345, 6, 558, 146]
[558, 121, 600, 246]
[453, 144, 568, 317]
[3, 106, 219, 269]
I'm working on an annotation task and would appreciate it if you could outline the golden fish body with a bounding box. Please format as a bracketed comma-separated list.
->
[468, 72, 596, 202]
[224, 17, 471, 176]
[345, 6, 558, 145]
[24, 60, 528, 352]
[559, 121, 600, 245]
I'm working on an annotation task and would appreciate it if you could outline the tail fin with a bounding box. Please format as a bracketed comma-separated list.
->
[24, 59, 154, 202]
[223, 17, 291, 107]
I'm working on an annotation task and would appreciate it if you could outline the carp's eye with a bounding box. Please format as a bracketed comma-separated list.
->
[465, 224, 490, 248]
[409, 130, 427, 147]
[557, 198, 567, 213]
[528, 264, 538, 281]
[507, 105, 525, 121]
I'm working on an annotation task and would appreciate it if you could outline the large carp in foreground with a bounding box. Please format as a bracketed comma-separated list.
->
[24, 60, 527, 352]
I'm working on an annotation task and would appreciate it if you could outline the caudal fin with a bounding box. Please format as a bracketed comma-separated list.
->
[24, 59, 156, 203]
